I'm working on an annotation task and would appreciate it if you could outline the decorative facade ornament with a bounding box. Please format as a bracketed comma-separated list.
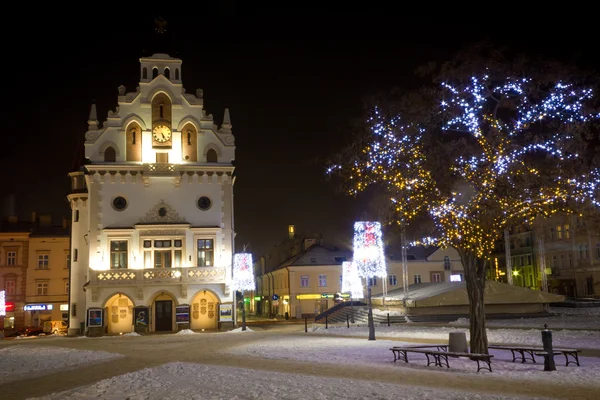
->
[139, 200, 187, 224]
[181, 285, 187, 298]
[139, 229, 187, 237]
[137, 287, 144, 300]
[118, 85, 126, 95]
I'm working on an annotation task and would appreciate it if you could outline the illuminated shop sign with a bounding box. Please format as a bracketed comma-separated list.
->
[60, 304, 69, 311]
[24, 304, 54, 311]
[0, 290, 5, 316]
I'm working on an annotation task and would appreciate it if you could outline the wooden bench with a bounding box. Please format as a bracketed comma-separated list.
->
[488, 345, 581, 366]
[390, 347, 493, 372]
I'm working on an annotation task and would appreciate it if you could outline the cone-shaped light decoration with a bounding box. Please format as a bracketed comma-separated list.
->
[232, 253, 255, 292]
[353, 221, 387, 278]
[342, 261, 363, 298]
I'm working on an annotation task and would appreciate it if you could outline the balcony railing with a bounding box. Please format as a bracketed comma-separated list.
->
[90, 267, 226, 285]
[143, 163, 180, 175]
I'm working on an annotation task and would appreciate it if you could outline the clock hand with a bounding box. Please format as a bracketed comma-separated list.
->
[161, 132, 166, 140]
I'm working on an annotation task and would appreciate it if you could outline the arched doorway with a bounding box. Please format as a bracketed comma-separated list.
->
[190, 290, 220, 330]
[152, 292, 176, 332]
[104, 293, 134, 334]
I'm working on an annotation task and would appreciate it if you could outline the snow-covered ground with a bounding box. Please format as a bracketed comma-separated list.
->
[29, 361, 553, 400]
[0, 346, 123, 384]
[3, 306, 597, 399]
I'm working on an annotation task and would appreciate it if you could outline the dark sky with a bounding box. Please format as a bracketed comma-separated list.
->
[3, 13, 597, 256]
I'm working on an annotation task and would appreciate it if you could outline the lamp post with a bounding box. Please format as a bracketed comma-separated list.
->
[353, 221, 387, 341]
[232, 253, 255, 332]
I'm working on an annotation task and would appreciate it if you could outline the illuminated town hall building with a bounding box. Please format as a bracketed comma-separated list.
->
[67, 51, 236, 336]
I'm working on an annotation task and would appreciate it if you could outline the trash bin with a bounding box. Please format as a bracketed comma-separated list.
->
[285, 312, 289, 320]
[449, 331, 468, 353]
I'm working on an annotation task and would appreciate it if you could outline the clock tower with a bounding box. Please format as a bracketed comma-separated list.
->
[67, 47, 237, 336]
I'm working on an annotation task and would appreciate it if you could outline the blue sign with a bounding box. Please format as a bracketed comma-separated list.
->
[24, 304, 53, 311]
[272, 294, 279, 300]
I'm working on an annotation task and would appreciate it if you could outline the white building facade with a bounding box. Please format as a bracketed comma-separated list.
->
[67, 53, 236, 336]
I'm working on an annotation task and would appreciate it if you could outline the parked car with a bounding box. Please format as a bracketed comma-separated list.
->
[43, 320, 68, 335]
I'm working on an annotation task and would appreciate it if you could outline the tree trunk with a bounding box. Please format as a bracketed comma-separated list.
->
[457, 249, 488, 354]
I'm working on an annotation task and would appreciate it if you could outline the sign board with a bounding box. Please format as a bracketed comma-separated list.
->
[0, 290, 4, 316]
[450, 274, 462, 282]
[219, 304, 233, 322]
[253, 296, 261, 301]
[272, 294, 279, 301]
[321, 294, 334, 299]
[88, 308, 103, 327]
[134, 306, 149, 327]
[24, 304, 54, 311]
[176, 305, 190, 324]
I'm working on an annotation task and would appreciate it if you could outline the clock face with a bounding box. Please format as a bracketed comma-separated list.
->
[153, 125, 172, 143]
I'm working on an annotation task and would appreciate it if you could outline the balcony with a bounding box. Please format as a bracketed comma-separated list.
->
[90, 267, 226, 285]
[143, 163, 180, 176]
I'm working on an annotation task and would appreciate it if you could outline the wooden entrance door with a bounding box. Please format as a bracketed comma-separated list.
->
[155, 300, 173, 331]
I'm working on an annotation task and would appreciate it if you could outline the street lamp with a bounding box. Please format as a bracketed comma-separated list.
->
[342, 261, 363, 324]
[232, 253, 255, 331]
[353, 221, 387, 341]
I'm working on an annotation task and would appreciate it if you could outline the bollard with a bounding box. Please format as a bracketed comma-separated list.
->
[305, 317, 307, 333]
[347, 313, 350, 328]
[387, 313, 390, 326]
[541, 324, 556, 371]
[325, 315, 328, 329]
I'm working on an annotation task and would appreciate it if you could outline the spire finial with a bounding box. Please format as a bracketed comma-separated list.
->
[88, 101, 98, 129]
[154, 16, 167, 34]
[222, 108, 232, 129]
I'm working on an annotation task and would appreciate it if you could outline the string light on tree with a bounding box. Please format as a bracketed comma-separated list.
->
[342, 261, 363, 298]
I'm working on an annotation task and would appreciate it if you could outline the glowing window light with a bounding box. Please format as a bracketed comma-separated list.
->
[231, 253, 255, 292]
[342, 261, 363, 298]
[353, 221, 387, 278]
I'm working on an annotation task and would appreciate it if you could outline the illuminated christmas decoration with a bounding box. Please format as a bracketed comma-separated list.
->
[342, 261, 363, 298]
[0, 290, 5, 317]
[353, 221, 387, 278]
[231, 253, 255, 292]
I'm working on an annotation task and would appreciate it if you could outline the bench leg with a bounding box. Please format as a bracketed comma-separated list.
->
[475, 358, 492, 373]
[425, 353, 436, 367]
[438, 353, 449, 368]
[564, 352, 580, 367]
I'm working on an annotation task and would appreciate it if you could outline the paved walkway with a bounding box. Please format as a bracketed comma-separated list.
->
[1, 329, 598, 400]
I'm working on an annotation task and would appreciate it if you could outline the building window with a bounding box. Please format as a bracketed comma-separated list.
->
[431, 272, 442, 283]
[175, 68, 179, 80]
[196, 239, 213, 267]
[389, 275, 397, 286]
[596, 243, 600, 259]
[414, 274, 422, 284]
[557, 225, 562, 240]
[104, 146, 116, 162]
[152, 67, 158, 79]
[64, 280, 69, 295]
[74, 249, 78, 262]
[578, 244, 589, 260]
[318, 274, 327, 287]
[444, 256, 451, 270]
[5, 279, 16, 295]
[164, 67, 170, 79]
[143, 239, 183, 269]
[7, 251, 16, 265]
[368, 277, 377, 286]
[564, 224, 570, 239]
[300, 275, 309, 287]
[143, 67, 148, 79]
[37, 254, 49, 269]
[74, 210, 79, 222]
[206, 148, 218, 163]
[110, 241, 128, 269]
[527, 255, 532, 265]
[36, 282, 49, 296]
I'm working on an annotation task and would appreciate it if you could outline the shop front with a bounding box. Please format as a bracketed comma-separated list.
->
[24, 303, 68, 328]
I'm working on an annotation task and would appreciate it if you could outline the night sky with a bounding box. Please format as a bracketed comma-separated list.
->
[3, 13, 597, 256]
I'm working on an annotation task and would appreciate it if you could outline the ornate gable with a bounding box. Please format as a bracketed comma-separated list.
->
[139, 200, 186, 224]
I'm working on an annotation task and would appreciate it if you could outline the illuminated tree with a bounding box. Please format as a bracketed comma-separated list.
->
[329, 45, 600, 354]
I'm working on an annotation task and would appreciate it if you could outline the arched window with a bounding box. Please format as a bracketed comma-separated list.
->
[142, 67, 147, 79]
[131, 128, 136, 145]
[159, 105, 164, 119]
[187, 130, 192, 145]
[206, 149, 218, 163]
[164, 68, 170, 79]
[175, 68, 180, 80]
[152, 68, 158, 79]
[104, 146, 116, 162]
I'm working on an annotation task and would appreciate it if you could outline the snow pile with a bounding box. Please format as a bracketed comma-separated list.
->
[175, 329, 197, 335]
[121, 332, 141, 336]
[28, 361, 551, 400]
[227, 327, 254, 333]
[0, 346, 123, 384]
